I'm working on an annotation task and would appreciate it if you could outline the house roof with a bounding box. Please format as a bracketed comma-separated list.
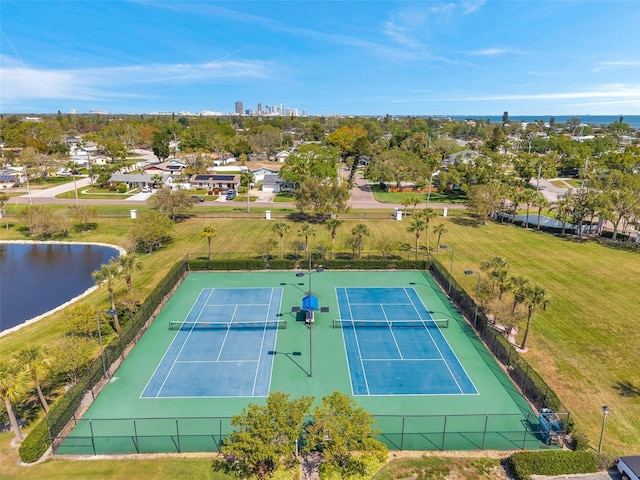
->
[109, 173, 170, 183]
[191, 174, 239, 182]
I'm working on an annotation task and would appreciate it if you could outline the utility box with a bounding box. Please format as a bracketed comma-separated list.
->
[130, 210, 137, 219]
[394, 208, 402, 221]
[443, 207, 448, 217]
[265, 210, 271, 220]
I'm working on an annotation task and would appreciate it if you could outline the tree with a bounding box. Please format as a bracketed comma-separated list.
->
[535, 193, 550, 231]
[129, 210, 175, 253]
[400, 197, 412, 217]
[279, 144, 338, 186]
[200, 226, 218, 265]
[521, 189, 538, 229]
[375, 236, 398, 261]
[18, 205, 68, 238]
[68, 205, 96, 232]
[240, 171, 255, 213]
[16, 347, 51, 413]
[351, 224, 370, 260]
[218, 391, 314, 478]
[305, 391, 387, 475]
[271, 222, 290, 259]
[0, 360, 29, 441]
[422, 208, 437, 256]
[325, 218, 343, 260]
[520, 285, 550, 351]
[508, 275, 530, 315]
[433, 223, 447, 253]
[293, 177, 350, 220]
[50, 335, 94, 387]
[152, 131, 170, 160]
[466, 184, 502, 225]
[297, 223, 316, 257]
[148, 188, 195, 221]
[255, 238, 278, 263]
[65, 160, 80, 204]
[117, 253, 144, 295]
[502, 111, 509, 124]
[480, 257, 510, 299]
[92, 259, 122, 335]
[407, 214, 426, 260]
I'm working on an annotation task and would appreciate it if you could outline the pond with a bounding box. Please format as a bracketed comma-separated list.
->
[0, 242, 120, 333]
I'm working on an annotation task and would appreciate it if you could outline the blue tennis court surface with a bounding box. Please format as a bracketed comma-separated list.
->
[141, 287, 283, 398]
[336, 287, 477, 396]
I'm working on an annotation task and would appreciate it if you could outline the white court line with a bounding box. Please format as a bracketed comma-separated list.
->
[251, 288, 275, 396]
[380, 305, 403, 360]
[345, 288, 371, 395]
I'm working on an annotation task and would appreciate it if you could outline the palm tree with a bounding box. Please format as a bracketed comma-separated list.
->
[199, 226, 218, 266]
[92, 260, 122, 335]
[240, 171, 254, 213]
[409, 195, 422, 215]
[522, 189, 538, 229]
[351, 223, 370, 260]
[298, 223, 316, 258]
[508, 275, 530, 315]
[510, 188, 527, 224]
[407, 214, 427, 260]
[0, 360, 29, 441]
[271, 222, 290, 259]
[480, 257, 509, 295]
[16, 347, 51, 413]
[117, 253, 144, 295]
[423, 208, 437, 257]
[520, 285, 550, 350]
[65, 160, 79, 205]
[433, 223, 447, 253]
[325, 218, 343, 260]
[400, 197, 412, 217]
[535, 193, 550, 231]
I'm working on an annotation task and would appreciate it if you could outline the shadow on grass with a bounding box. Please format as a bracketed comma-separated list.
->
[612, 380, 640, 397]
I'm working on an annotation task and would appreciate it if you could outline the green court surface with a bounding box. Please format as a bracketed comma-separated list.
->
[56, 271, 545, 455]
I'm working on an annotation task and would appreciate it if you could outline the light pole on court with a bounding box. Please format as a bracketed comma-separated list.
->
[464, 270, 481, 327]
[296, 246, 325, 378]
[440, 245, 455, 294]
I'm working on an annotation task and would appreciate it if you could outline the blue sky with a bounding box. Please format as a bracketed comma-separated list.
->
[1, 1, 639, 116]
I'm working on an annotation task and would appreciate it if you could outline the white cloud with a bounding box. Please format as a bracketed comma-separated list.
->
[0, 59, 271, 102]
[468, 47, 526, 56]
[592, 60, 640, 73]
[461, 1, 487, 15]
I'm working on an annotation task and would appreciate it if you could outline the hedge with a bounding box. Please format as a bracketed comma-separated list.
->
[18, 418, 50, 463]
[507, 449, 599, 480]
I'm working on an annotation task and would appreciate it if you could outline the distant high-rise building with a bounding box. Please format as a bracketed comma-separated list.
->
[257, 103, 262, 114]
[235, 101, 243, 115]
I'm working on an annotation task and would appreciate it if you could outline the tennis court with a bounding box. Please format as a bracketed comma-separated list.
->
[141, 287, 283, 398]
[56, 271, 545, 455]
[336, 287, 477, 395]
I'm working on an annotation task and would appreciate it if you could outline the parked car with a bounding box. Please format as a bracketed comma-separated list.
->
[617, 456, 640, 480]
[191, 195, 205, 202]
[225, 189, 236, 200]
[141, 186, 151, 193]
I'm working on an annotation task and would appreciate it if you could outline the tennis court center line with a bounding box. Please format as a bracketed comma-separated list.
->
[216, 305, 239, 362]
[380, 304, 404, 360]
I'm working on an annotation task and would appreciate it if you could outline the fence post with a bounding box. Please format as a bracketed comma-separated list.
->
[400, 417, 405, 450]
[89, 420, 96, 456]
[176, 419, 181, 453]
[481, 414, 489, 450]
[133, 419, 139, 453]
[441, 415, 447, 451]
[522, 364, 530, 391]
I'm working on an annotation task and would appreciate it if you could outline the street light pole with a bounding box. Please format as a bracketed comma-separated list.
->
[598, 405, 610, 453]
[464, 270, 481, 327]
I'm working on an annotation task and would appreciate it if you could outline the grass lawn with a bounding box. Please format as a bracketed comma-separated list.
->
[1, 212, 639, 457]
[373, 454, 508, 479]
[369, 184, 466, 204]
[56, 187, 134, 200]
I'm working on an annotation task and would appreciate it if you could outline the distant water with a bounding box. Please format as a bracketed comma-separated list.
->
[0, 243, 119, 332]
[444, 115, 640, 130]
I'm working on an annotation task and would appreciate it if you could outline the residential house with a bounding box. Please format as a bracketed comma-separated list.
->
[0, 169, 21, 189]
[250, 166, 279, 183]
[274, 151, 290, 163]
[190, 174, 239, 192]
[261, 174, 281, 193]
[108, 173, 174, 190]
[144, 160, 186, 176]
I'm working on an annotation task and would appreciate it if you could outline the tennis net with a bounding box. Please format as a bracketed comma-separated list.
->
[169, 320, 287, 331]
[332, 318, 449, 329]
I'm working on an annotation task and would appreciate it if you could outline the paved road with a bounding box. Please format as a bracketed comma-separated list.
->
[532, 471, 622, 480]
[10, 170, 464, 212]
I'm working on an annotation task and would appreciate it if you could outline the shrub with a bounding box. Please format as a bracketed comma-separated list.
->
[507, 450, 599, 480]
[18, 419, 50, 463]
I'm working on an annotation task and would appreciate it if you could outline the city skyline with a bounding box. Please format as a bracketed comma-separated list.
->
[1, 1, 640, 116]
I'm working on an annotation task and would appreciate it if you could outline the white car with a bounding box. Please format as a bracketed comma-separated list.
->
[141, 186, 151, 193]
[617, 456, 640, 480]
